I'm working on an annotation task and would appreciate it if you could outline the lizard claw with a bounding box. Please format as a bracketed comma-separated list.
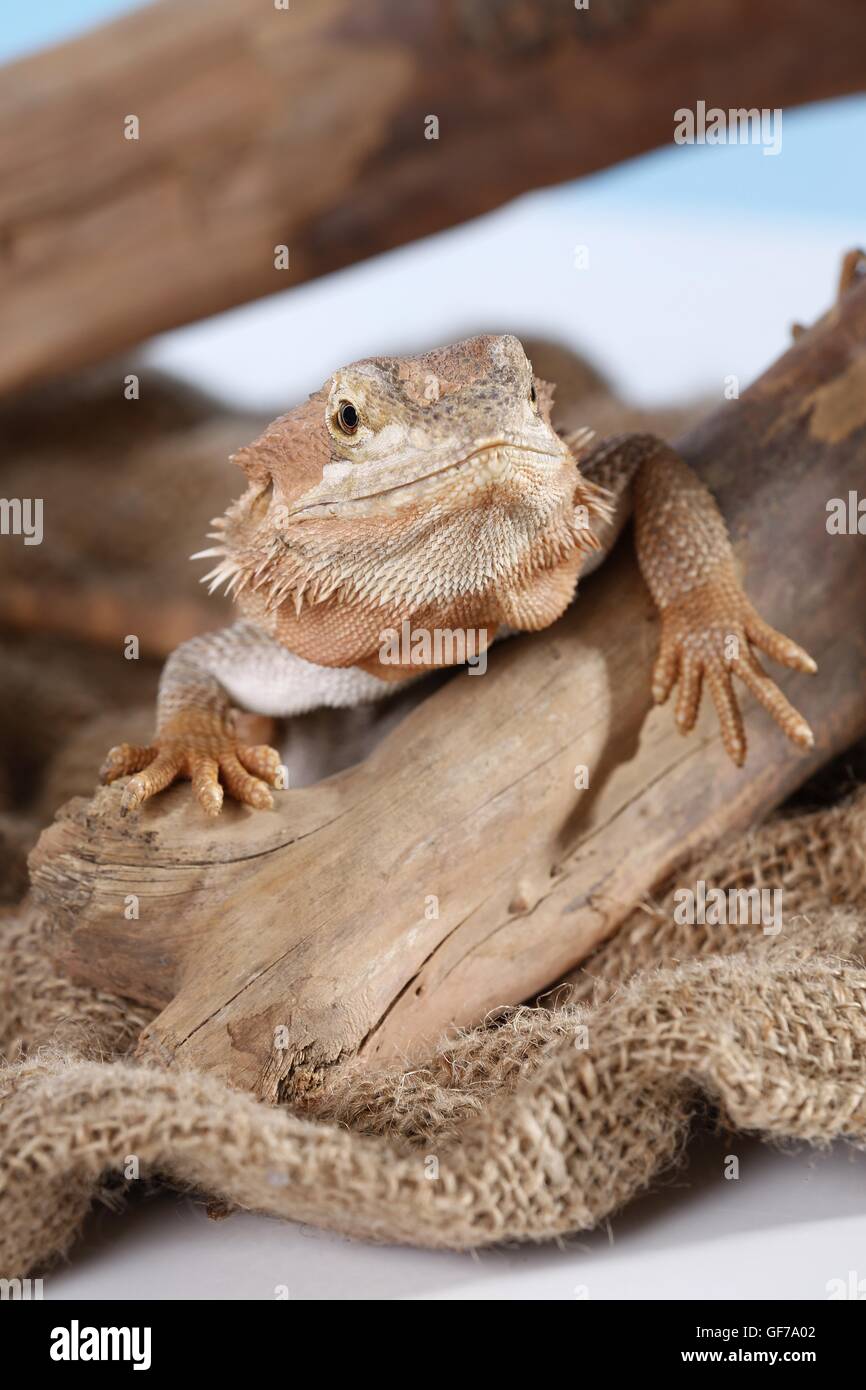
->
[101, 743, 157, 783]
[101, 716, 284, 816]
[652, 580, 815, 766]
[119, 751, 184, 816]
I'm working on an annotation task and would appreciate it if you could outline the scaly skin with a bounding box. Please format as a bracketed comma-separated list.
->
[104, 713, 282, 817]
[631, 439, 814, 764]
[102, 334, 815, 815]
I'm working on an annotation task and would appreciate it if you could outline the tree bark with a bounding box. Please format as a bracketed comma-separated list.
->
[4, 0, 866, 395]
[30, 274, 866, 1103]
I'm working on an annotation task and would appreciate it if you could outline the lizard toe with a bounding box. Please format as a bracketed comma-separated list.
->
[220, 754, 274, 810]
[119, 751, 182, 815]
[651, 637, 679, 705]
[705, 666, 746, 766]
[101, 743, 156, 784]
[237, 744, 285, 787]
[674, 655, 703, 735]
[192, 757, 224, 817]
[735, 652, 815, 752]
[744, 612, 817, 675]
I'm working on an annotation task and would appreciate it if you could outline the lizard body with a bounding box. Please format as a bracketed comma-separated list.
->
[102, 334, 815, 815]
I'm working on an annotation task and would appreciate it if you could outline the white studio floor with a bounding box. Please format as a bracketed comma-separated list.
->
[44, 1128, 866, 1300]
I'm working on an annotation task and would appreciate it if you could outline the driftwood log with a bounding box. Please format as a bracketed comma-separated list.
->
[30, 274, 866, 1103]
[0, 369, 255, 653]
[4, 0, 866, 395]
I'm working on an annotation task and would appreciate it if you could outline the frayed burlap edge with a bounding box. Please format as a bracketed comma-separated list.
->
[2, 789, 866, 1276]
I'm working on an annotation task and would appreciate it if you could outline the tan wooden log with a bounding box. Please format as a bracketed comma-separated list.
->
[0, 368, 259, 652]
[29, 271, 866, 1103]
[4, 0, 866, 395]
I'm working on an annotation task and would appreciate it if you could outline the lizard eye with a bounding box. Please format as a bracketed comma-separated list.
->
[335, 400, 360, 435]
[529, 382, 537, 407]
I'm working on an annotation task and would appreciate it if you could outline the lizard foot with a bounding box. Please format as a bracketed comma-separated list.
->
[651, 573, 816, 766]
[101, 711, 284, 816]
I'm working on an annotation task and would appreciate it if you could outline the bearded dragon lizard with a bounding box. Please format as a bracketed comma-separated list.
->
[101, 334, 815, 816]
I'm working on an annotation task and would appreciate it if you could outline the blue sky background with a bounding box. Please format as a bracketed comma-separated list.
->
[0, 0, 143, 63]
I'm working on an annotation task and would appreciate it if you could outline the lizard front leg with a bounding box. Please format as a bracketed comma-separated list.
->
[633, 437, 815, 763]
[581, 434, 816, 765]
[101, 621, 398, 815]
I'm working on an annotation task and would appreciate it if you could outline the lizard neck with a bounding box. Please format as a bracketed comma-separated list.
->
[235, 480, 599, 671]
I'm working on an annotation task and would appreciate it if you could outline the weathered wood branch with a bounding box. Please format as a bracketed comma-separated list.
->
[0, 368, 259, 653]
[4, 0, 866, 395]
[30, 275, 866, 1103]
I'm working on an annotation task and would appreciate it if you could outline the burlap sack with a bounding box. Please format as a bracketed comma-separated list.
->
[3, 786, 865, 1277]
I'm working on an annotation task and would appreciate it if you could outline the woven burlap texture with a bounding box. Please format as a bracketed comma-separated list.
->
[2, 787, 866, 1277]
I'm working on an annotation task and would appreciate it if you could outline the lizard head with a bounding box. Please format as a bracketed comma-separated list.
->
[280, 332, 571, 519]
[200, 335, 607, 644]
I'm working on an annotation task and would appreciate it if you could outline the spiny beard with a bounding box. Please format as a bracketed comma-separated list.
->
[195, 472, 612, 618]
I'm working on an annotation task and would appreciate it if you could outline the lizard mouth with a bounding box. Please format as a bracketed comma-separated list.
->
[285, 442, 567, 521]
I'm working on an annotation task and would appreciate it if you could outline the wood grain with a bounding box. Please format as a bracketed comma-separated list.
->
[30, 274, 866, 1102]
